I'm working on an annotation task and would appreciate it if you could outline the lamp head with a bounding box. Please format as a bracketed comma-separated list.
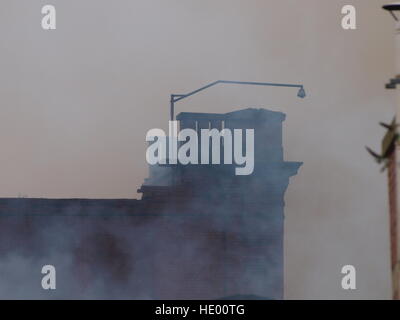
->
[297, 87, 306, 99]
[383, 2, 400, 21]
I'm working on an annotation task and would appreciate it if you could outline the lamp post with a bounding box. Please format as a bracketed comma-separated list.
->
[169, 80, 305, 298]
[382, 2, 400, 300]
[170, 80, 306, 121]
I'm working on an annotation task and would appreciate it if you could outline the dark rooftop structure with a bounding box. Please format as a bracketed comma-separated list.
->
[0, 108, 301, 299]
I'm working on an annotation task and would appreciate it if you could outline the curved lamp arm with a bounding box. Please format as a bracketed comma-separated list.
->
[170, 80, 306, 120]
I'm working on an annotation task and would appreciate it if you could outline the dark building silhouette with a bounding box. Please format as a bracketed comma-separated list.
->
[0, 108, 301, 299]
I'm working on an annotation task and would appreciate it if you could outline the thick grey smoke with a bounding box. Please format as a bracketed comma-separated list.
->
[0, 108, 294, 299]
[0, 200, 280, 299]
[0, 0, 396, 299]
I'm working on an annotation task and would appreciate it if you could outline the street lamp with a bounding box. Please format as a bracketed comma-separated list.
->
[384, 2, 400, 21]
[170, 80, 306, 120]
[168, 82, 305, 297]
[384, 3, 400, 89]
[382, 2, 400, 300]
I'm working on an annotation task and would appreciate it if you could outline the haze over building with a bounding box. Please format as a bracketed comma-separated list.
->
[0, 108, 301, 299]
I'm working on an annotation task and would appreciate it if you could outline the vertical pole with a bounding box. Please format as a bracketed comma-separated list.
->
[170, 95, 174, 121]
[170, 96, 176, 187]
[393, 19, 400, 300]
[388, 148, 399, 299]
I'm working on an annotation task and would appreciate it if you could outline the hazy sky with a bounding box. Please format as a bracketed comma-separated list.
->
[0, 0, 397, 299]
